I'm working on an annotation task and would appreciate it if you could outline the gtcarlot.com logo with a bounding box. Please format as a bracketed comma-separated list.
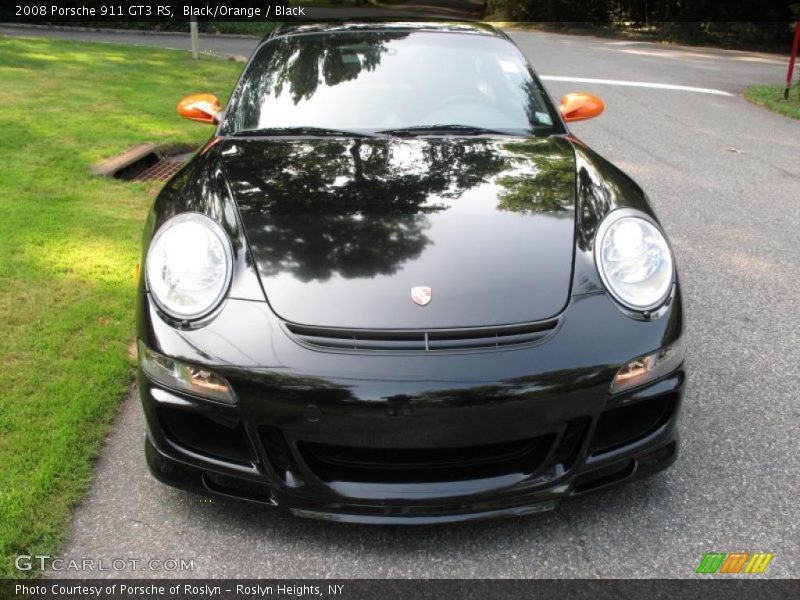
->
[14, 554, 195, 572]
[696, 552, 773, 574]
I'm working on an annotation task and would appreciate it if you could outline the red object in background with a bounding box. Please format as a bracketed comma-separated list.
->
[787, 19, 800, 99]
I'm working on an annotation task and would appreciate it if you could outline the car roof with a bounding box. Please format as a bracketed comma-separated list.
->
[260, 21, 506, 46]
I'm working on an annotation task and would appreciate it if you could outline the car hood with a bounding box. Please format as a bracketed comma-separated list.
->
[218, 136, 577, 329]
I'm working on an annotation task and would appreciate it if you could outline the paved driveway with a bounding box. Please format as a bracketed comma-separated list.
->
[8, 26, 796, 578]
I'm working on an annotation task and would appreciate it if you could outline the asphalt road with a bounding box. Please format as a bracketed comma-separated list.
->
[6, 25, 798, 579]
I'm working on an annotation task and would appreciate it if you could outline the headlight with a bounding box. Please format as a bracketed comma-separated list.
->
[595, 209, 674, 311]
[146, 213, 233, 320]
[138, 340, 236, 404]
[611, 338, 684, 394]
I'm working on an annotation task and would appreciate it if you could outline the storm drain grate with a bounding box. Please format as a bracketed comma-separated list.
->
[132, 154, 191, 182]
[92, 144, 196, 183]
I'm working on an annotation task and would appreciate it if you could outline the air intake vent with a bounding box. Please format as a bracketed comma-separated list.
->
[296, 435, 556, 484]
[285, 319, 558, 352]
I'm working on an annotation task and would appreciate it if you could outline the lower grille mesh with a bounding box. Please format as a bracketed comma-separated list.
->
[297, 435, 556, 484]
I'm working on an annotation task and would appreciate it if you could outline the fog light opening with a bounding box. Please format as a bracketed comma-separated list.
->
[590, 393, 677, 454]
[158, 406, 253, 464]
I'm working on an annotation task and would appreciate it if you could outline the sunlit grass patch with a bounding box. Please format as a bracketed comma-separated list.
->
[744, 84, 800, 120]
[0, 35, 242, 578]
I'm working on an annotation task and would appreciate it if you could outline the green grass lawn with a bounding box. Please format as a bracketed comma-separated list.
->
[0, 35, 242, 578]
[744, 84, 800, 120]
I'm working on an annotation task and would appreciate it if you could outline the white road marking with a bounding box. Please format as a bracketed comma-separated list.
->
[539, 75, 734, 96]
[619, 48, 721, 60]
[735, 55, 786, 65]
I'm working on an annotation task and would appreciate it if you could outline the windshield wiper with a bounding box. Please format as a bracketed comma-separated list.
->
[232, 126, 378, 138]
[377, 124, 522, 137]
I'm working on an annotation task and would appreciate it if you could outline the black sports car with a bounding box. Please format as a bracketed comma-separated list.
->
[137, 22, 685, 523]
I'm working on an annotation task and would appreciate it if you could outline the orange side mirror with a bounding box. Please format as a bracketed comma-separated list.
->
[559, 92, 604, 122]
[177, 93, 221, 124]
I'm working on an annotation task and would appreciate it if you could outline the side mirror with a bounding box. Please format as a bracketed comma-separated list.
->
[177, 93, 221, 124]
[559, 93, 604, 122]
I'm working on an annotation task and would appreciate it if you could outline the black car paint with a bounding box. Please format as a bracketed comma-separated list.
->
[138, 134, 657, 306]
[136, 23, 684, 523]
[224, 136, 578, 328]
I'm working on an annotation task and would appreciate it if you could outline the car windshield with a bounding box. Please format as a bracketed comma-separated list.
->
[221, 29, 562, 136]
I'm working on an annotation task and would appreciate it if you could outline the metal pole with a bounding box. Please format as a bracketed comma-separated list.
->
[190, 16, 199, 61]
[785, 19, 800, 99]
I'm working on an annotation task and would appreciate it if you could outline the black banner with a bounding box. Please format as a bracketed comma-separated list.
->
[5, 2, 325, 22]
[0, 0, 797, 23]
[2, 579, 800, 600]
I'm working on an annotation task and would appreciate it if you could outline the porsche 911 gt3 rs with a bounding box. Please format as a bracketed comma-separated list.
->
[137, 21, 685, 523]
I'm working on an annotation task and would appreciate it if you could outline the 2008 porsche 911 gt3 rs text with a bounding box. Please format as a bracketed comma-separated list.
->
[137, 22, 685, 524]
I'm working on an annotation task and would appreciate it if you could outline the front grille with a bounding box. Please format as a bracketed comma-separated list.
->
[296, 435, 555, 484]
[285, 318, 559, 352]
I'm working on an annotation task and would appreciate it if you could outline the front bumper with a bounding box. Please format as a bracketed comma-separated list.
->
[137, 289, 685, 524]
